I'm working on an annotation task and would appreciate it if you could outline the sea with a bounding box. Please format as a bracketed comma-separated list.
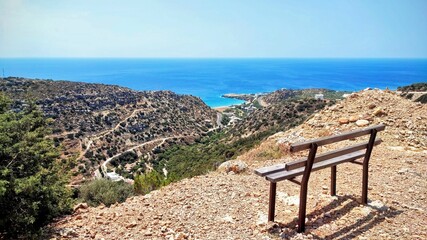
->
[1, 58, 426, 107]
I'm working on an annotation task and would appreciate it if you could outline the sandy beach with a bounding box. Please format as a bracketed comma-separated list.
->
[213, 106, 231, 112]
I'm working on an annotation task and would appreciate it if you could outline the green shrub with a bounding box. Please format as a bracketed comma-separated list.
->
[78, 179, 134, 207]
[134, 170, 165, 195]
[0, 94, 73, 237]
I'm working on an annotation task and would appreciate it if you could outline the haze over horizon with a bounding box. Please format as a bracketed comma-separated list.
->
[1, 0, 427, 58]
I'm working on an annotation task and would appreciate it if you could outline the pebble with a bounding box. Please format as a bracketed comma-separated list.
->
[356, 119, 370, 127]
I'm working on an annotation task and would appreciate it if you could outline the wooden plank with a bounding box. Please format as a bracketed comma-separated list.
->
[285, 138, 382, 171]
[350, 159, 364, 165]
[288, 176, 302, 185]
[254, 163, 286, 177]
[290, 124, 385, 152]
[266, 150, 366, 183]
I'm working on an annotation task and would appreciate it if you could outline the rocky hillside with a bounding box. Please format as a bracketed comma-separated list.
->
[222, 88, 349, 140]
[227, 99, 330, 139]
[0, 77, 218, 180]
[397, 82, 427, 103]
[261, 88, 349, 105]
[49, 89, 426, 239]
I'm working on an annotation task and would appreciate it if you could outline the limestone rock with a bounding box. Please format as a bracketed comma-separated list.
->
[349, 116, 358, 122]
[73, 203, 88, 212]
[338, 118, 349, 124]
[373, 107, 386, 116]
[217, 160, 247, 173]
[356, 119, 370, 127]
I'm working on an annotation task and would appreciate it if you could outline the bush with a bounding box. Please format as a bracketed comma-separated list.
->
[0, 94, 73, 237]
[78, 179, 134, 207]
[134, 170, 165, 195]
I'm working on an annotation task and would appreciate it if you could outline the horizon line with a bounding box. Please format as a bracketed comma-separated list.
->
[1, 57, 427, 60]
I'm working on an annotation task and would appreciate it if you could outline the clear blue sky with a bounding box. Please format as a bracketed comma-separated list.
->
[1, 0, 426, 58]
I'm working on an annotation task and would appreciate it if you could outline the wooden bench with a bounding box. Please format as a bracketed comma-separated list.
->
[255, 124, 385, 232]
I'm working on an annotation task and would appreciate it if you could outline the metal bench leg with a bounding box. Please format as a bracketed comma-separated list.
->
[298, 182, 308, 233]
[362, 129, 377, 204]
[331, 166, 336, 196]
[362, 164, 369, 204]
[268, 182, 276, 222]
[298, 143, 318, 233]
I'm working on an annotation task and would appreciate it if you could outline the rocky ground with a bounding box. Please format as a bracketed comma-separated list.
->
[49, 89, 426, 239]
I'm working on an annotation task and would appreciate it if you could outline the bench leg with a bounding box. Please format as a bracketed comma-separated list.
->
[268, 182, 277, 222]
[298, 183, 308, 233]
[362, 129, 377, 204]
[331, 166, 336, 196]
[362, 164, 369, 204]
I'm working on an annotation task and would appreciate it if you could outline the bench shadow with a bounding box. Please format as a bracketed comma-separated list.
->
[269, 195, 403, 240]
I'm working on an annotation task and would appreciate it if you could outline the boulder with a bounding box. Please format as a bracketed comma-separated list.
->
[217, 160, 248, 174]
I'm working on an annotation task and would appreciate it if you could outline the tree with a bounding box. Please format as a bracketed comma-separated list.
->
[0, 94, 72, 237]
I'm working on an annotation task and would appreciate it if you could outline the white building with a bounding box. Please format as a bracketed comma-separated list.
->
[315, 93, 324, 100]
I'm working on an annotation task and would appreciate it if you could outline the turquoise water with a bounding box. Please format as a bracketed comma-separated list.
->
[0, 58, 426, 107]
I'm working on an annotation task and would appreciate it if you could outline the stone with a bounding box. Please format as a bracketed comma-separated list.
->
[144, 230, 153, 236]
[373, 107, 386, 116]
[356, 119, 369, 127]
[59, 228, 78, 238]
[338, 118, 349, 124]
[368, 103, 376, 109]
[126, 222, 137, 228]
[369, 200, 389, 211]
[217, 160, 248, 173]
[349, 116, 358, 122]
[73, 202, 89, 212]
[281, 195, 299, 206]
[175, 232, 187, 240]
[398, 168, 409, 174]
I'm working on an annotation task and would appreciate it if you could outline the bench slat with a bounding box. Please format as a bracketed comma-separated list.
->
[288, 176, 302, 185]
[290, 124, 385, 152]
[255, 138, 382, 176]
[285, 138, 382, 171]
[351, 159, 364, 165]
[254, 163, 286, 177]
[266, 150, 366, 183]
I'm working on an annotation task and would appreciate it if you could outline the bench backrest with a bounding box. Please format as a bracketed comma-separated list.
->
[290, 124, 385, 152]
[287, 124, 385, 170]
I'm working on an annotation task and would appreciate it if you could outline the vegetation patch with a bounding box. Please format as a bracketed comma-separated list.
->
[78, 179, 134, 207]
[0, 94, 73, 238]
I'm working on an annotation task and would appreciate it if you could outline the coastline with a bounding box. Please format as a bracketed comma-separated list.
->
[213, 106, 231, 112]
[2, 58, 426, 108]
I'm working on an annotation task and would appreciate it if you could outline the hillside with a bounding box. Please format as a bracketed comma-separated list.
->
[0, 77, 218, 181]
[220, 88, 348, 139]
[49, 89, 426, 239]
[397, 82, 427, 103]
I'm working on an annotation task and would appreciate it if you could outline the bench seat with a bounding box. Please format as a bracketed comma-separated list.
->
[265, 150, 365, 182]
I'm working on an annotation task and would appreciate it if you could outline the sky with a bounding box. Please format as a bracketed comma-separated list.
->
[0, 0, 426, 58]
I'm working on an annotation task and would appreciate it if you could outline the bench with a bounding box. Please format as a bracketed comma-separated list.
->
[255, 124, 385, 232]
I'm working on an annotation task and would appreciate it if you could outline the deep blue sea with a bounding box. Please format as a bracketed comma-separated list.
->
[0, 58, 426, 107]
